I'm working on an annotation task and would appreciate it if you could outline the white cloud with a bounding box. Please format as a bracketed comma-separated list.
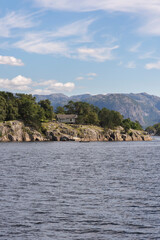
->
[14, 18, 94, 56]
[37, 80, 75, 92]
[87, 72, 97, 77]
[145, 61, 160, 70]
[0, 11, 35, 37]
[0, 55, 24, 66]
[0, 75, 75, 93]
[51, 18, 94, 39]
[34, 0, 160, 13]
[13, 18, 118, 62]
[76, 72, 97, 81]
[126, 61, 136, 69]
[129, 43, 141, 53]
[76, 77, 84, 81]
[0, 75, 32, 91]
[139, 51, 156, 60]
[138, 17, 160, 35]
[118, 61, 123, 66]
[77, 45, 119, 62]
[11, 75, 32, 86]
[14, 38, 69, 55]
[31, 89, 53, 95]
[34, 0, 160, 35]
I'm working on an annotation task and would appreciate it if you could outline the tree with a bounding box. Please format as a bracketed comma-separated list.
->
[0, 92, 18, 121]
[64, 101, 76, 114]
[38, 99, 54, 121]
[16, 94, 42, 129]
[84, 111, 99, 125]
[99, 108, 113, 128]
[145, 126, 155, 135]
[0, 95, 7, 121]
[6, 103, 19, 121]
[64, 101, 99, 125]
[131, 120, 142, 130]
[55, 106, 65, 114]
[110, 110, 123, 127]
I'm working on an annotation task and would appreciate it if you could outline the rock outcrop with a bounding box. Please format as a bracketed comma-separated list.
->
[43, 122, 151, 142]
[0, 121, 44, 142]
[0, 120, 152, 142]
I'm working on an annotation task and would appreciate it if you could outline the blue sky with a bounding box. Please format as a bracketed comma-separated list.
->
[1, 0, 160, 96]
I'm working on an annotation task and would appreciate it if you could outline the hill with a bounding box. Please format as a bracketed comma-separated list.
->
[34, 92, 160, 127]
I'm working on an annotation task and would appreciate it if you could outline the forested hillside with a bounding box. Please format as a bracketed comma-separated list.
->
[0, 91, 142, 131]
[35, 92, 160, 127]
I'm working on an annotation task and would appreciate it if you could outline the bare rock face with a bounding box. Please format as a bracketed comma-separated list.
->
[0, 121, 44, 142]
[43, 123, 152, 142]
[103, 127, 152, 142]
[0, 121, 24, 142]
[77, 127, 104, 141]
[141, 135, 152, 141]
[23, 132, 31, 142]
[60, 136, 70, 141]
[121, 134, 132, 141]
[0, 121, 152, 142]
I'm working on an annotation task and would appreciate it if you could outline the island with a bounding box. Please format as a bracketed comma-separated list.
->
[0, 92, 151, 142]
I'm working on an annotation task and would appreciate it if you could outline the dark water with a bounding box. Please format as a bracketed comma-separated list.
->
[0, 139, 160, 240]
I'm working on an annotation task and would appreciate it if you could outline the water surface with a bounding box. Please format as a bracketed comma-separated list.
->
[0, 140, 160, 239]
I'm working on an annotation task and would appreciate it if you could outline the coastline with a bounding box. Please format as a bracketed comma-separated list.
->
[0, 120, 152, 142]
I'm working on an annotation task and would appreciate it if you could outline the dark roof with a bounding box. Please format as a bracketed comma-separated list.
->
[57, 114, 78, 120]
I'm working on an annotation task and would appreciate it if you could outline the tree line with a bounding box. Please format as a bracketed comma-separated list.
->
[56, 100, 142, 131]
[0, 92, 53, 129]
[0, 92, 142, 131]
[145, 123, 160, 135]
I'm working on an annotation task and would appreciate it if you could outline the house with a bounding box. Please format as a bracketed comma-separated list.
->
[56, 114, 78, 123]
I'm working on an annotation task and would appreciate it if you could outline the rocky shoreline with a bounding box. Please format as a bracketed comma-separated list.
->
[0, 120, 152, 142]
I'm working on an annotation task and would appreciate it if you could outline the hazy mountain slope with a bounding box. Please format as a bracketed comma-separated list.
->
[35, 93, 69, 109]
[35, 92, 160, 127]
[127, 93, 160, 126]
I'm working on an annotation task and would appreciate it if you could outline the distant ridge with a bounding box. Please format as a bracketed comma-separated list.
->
[34, 92, 160, 127]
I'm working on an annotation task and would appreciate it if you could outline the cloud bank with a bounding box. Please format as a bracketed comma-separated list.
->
[0, 75, 75, 93]
[0, 75, 32, 91]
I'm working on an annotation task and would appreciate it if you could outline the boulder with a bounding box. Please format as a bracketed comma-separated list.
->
[122, 134, 132, 141]
[60, 136, 70, 141]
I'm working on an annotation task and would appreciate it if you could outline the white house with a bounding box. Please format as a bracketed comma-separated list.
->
[56, 114, 78, 123]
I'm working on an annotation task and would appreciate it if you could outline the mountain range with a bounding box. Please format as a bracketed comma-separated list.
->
[34, 92, 160, 127]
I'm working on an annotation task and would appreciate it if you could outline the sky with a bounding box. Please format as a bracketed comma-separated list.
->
[1, 0, 160, 96]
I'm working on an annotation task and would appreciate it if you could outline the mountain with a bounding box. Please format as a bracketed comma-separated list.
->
[34, 92, 160, 127]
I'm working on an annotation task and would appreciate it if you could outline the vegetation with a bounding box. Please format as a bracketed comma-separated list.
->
[0, 92, 54, 130]
[0, 91, 143, 131]
[61, 100, 142, 130]
[145, 123, 160, 135]
[122, 118, 142, 133]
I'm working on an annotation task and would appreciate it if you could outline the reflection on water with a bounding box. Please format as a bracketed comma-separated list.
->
[0, 140, 160, 239]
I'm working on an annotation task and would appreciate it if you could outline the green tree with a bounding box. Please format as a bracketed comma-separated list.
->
[0, 95, 7, 121]
[0, 92, 18, 121]
[6, 102, 19, 120]
[55, 106, 65, 114]
[145, 126, 155, 134]
[64, 101, 99, 125]
[99, 108, 113, 128]
[84, 111, 99, 125]
[64, 101, 76, 114]
[38, 99, 54, 121]
[16, 94, 42, 129]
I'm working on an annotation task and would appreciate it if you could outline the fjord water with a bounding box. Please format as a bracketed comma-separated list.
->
[0, 140, 160, 240]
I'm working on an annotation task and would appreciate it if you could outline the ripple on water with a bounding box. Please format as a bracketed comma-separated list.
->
[0, 141, 160, 239]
